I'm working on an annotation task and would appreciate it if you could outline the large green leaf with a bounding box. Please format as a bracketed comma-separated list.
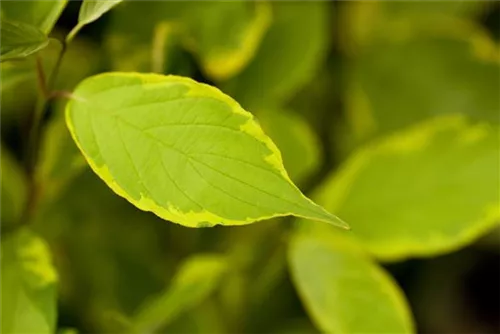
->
[317, 115, 500, 261]
[224, 2, 330, 110]
[131, 255, 227, 332]
[1, 19, 49, 61]
[66, 73, 346, 228]
[289, 229, 414, 333]
[1, 145, 27, 227]
[1, 229, 58, 334]
[67, 0, 123, 42]
[1, 0, 67, 34]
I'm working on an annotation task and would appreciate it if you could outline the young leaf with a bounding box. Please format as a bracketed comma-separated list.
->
[289, 230, 414, 334]
[131, 255, 227, 332]
[1, 19, 49, 61]
[1, 0, 67, 34]
[65, 73, 346, 228]
[1, 145, 27, 226]
[1, 229, 58, 334]
[67, 0, 123, 42]
[316, 115, 500, 261]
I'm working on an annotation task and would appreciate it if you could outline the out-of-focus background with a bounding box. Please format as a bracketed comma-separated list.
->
[1, 1, 499, 333]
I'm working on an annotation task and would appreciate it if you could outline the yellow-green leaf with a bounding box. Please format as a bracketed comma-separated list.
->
[66, 72, 347, 228]
[67, 0, 123, 42]
[1, 229, 58, 334]
[131, 255, 227, 332]
[316, 115, 500, 261]
[289, 229, 414, 333]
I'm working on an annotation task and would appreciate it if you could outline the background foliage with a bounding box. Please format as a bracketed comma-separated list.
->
[1, 1, 499, 333]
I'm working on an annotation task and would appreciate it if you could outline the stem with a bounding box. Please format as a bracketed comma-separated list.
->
[20, 40, 68, 229]
[47, 40, 66, 92]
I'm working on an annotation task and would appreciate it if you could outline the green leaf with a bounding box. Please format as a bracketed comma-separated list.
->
[104, 1, 270, 80]
[1, 145, 27, 226]
[1, 19, 49, 61]
[316, 115, 500, 261]
[258, 109, 321, 184]
[67, 0, 123, 42]
[288, 229, 414, 334]
[66, 72, 346, 228]
[1, 229, 58, 334]
[131, 255, 227, 332]
[224, 2, 330, 109]
[180, 1, 271, 80]
[0, 0, 67, 34]
[345, 36, 500, 143]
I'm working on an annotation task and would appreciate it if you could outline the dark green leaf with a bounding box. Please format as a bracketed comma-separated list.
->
[1, 19, 49, 61]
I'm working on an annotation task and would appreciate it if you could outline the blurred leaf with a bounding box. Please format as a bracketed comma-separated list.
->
[1, 145, 27, 227]
[104, 1, 179, 73]
[382, 0, 493, 19]
[0, 60, 38, 128]
[67, 0, 123, 42]
[1, 19, 49, 61]
[58, 328, 78, 334]
[340, 1, 496, 52]
[345, 36, 500, 143]
[224, 1, 330, 110]
[36, 103, 87, 203]
[181, 1, 271, 80]
[105, 1, 270, 80]
[271, 318, 320, 334]
[317, 115, 500, 261]
[0, 0, 67, 34]
[160, 301, 226, 334]
[66, 73, 345, 228]
[1, 229, 58, 334]
[288, 229, 414, 333]
[258, 109, 322, 184]
[33, 170, 174, 331]
[132, 255, 227, 333]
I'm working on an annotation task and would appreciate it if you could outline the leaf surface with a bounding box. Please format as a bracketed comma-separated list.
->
[289, 229, 414, 333]
[67, 0, 123, 41]
[316, 115, 500, 260]
[1, 0, 67, 34]
[1, 19, 49, 61]
[132, 255, 226, 332]
[66, 73, 346, 228]
[1, 229, 58, 334]
[224, 2, 329, 109]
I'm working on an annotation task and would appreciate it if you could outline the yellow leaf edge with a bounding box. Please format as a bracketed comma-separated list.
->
[288, 232, 415, 334]
[65, 72, 348, 229]
[316, 114, 500, 261]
